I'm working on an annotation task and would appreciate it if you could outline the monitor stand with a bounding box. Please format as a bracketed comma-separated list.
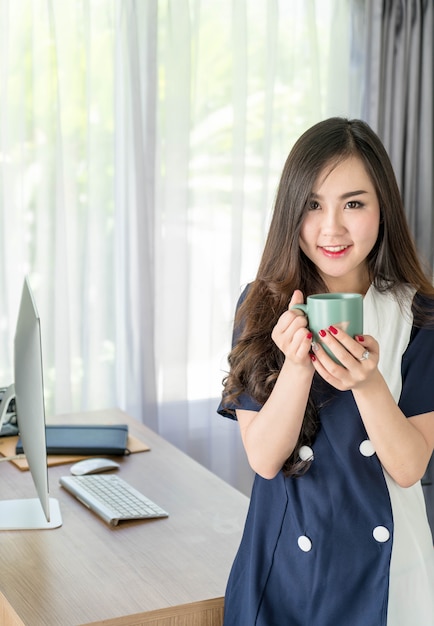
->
[0, 497, 62, 530]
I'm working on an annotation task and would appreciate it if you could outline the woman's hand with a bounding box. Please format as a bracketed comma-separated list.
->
[310, 325, 379, 390]
[271, 290, 314, 366]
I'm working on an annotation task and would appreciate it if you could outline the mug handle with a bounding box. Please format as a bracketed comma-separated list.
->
[291, 304, 308, 315]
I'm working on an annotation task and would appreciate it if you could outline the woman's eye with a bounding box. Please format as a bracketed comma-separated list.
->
[346, 200, 363, 209]
[308, 200, 320, 210]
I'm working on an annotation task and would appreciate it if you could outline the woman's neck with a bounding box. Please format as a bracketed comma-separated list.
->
[322, 274, 371, 296]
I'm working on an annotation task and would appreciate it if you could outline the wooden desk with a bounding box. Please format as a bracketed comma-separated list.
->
[0, 409, 249, 626]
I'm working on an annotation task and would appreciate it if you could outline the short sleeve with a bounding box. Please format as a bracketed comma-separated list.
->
[217, 391, 262, 420]
[399, 295, 434, 417]
[217, 284, 263, 420]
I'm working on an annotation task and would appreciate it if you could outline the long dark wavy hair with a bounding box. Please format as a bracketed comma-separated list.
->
[221, 117, 434, 476]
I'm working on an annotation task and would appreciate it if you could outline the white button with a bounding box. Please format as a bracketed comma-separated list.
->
[359, 439, 375, 457]
[297, 535, 312, 552]
[373, 526, 390, 543]
[299, 445, 314, 462]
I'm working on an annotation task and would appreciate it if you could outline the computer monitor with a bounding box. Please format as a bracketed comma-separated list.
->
[0, 277, 62, 530]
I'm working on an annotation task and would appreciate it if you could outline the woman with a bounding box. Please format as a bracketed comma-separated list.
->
[218, 118, 434, 625]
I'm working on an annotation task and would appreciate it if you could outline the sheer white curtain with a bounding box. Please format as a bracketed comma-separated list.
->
[0, 1, 117, 415]
[153, 0, 364, 492]
[0, 0, 363, 494]
[114, 1, 159, 431]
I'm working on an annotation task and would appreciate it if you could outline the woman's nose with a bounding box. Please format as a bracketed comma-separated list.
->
[321, 208, 346, 234]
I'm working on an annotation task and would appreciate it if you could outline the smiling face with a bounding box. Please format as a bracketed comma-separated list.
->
[299, 156, 381, 294]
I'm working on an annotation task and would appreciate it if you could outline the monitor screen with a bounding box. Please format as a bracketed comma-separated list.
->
[0, 277, 62, 530]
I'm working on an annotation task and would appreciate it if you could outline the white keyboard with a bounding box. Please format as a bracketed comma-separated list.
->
[60, 474, 169, 526]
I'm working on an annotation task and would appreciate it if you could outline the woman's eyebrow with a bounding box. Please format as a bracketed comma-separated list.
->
[310, 189, 369, 200]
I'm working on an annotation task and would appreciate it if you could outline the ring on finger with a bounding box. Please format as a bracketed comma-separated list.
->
[359, 349, 370, 361]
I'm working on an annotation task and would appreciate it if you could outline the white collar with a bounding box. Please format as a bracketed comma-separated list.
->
[363, 285, 415, 402]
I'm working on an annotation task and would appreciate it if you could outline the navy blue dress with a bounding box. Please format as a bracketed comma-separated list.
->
[218, 289, 434, 626]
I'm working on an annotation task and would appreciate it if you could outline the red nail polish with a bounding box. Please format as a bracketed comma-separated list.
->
[309, 353, 316, 361]
[319, 329, 326, 338]
[306, 332, 313, 340]
[329, 325, 338, 335]
[356, 335, 364, 342]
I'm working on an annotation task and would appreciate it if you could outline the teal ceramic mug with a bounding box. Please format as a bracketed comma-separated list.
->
[292, 293, 363, 363]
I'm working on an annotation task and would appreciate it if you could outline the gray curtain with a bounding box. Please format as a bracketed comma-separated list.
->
[362, 0, 434, 272]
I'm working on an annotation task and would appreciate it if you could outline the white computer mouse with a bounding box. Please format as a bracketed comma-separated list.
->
[70, 458, 120, 476]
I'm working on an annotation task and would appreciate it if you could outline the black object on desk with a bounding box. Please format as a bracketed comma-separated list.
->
[16, 424, 130, 456]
